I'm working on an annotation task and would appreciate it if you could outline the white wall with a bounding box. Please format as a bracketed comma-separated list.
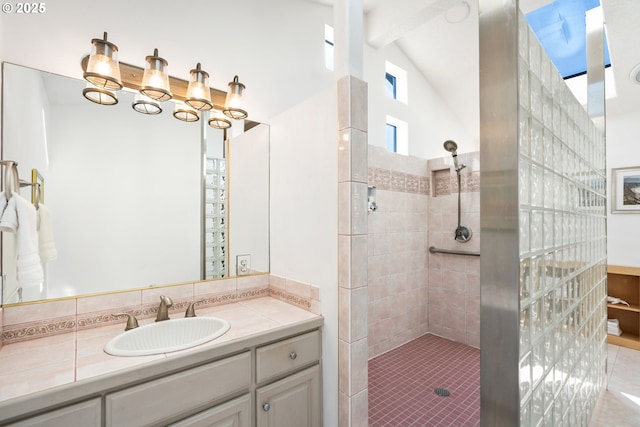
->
[607, 110, 640, 268]
[364, 42, 477, 160]
[269, 87, 338, 427]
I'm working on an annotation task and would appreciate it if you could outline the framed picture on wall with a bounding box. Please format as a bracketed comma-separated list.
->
[611, 166, 640, 213]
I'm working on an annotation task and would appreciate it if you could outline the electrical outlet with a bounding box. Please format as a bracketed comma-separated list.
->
[237, 254, 251, 276]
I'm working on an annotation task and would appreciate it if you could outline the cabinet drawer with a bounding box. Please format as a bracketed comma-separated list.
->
[256, 330, 320, 384]
[106, 352, 251, 427]
[168, 394, 251, 427]
[6, 399, 101, 427]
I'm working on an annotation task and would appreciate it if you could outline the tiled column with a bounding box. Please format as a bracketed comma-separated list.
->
[337, 75, 368, 427]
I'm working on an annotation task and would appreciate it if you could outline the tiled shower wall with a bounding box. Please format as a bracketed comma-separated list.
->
[367, 146, 429, 358]
[516, 11, 607, 426]
[366, 147, 481, 357]
[427, 153, 481, 348]
[337, 76, 369, 426]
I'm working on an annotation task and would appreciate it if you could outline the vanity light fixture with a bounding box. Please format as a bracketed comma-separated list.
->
[132, 93, 162, 115]
[222, 75, 248, 119]
[83, 32, 123, 91]
[140, 49, 172, 101]
[185, 63, 213, 111]
[80, 34, 247, 125]
[208, 109, 232, 129]
[82, 83, 118, 105]
[173, 102, 200, 122]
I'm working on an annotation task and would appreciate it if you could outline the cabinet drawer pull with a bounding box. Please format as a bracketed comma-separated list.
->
[262, 402, 271, 412]
[289, 351, 297, 360]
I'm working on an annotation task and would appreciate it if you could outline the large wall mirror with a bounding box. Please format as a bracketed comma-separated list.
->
[0, 63, 269, 305]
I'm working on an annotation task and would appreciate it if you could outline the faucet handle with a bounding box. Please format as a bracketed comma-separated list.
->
[112, 312, 139, 331]
[185, 299, 206, 317]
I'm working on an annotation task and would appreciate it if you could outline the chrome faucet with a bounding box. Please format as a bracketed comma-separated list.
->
[155, 295, 173, 322]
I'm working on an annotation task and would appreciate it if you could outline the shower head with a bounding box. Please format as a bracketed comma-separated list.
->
[443, 139, 466, 172]
[443, 140, 458, 153]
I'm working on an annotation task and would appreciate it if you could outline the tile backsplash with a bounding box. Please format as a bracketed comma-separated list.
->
[1, 274, 319, 345]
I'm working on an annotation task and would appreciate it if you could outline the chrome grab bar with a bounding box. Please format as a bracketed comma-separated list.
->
[429, 246, 480, 257]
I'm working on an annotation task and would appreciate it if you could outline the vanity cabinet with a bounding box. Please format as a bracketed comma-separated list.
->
[607, 265, 640, 350]
[0, 319, 323, 427]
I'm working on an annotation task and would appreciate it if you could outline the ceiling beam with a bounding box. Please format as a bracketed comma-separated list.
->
[365, 0, 461, 49]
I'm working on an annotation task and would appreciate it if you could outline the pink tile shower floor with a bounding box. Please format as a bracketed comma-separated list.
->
[369, 334, 480, 426]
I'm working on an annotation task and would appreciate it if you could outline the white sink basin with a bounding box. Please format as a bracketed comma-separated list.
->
[104, 317, 230, 357]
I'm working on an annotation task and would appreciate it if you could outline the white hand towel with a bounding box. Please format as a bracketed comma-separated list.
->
[13, 194, 44, 290]
[38, 203, 58, 262]
[0, 191, 7, 217]
[0, 196, 18, 233]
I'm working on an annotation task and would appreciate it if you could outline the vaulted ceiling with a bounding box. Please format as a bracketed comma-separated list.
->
[314, 0, 640, 137]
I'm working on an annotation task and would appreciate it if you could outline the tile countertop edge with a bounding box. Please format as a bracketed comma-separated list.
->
[0, 315, 324, 424]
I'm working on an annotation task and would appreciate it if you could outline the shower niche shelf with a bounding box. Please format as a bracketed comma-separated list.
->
[607, 265, 640, 350]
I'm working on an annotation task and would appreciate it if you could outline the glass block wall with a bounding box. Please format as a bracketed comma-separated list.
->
[516, 11, 608, 427]
[204, 157, 227, 279]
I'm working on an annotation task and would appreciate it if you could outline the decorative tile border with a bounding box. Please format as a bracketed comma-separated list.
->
[194, 291, 238, 308]
[406, 174, 420, 193]
[270, 288, 312, 310]
[369, 167, 430, 195]
[463, 171, 480, 193]
[77, 309, 139, 330]
[2, 316, 76, 345]
[237, 286, 270, 301]
[269, 274, 320, 315]
[390, 171, 406, 192]
[433, 170, 480, 196]
[434, 171, 452, 196]
[2, 276, 318, 345]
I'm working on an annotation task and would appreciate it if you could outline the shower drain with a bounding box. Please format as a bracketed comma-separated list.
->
[434, 388, 451, 397]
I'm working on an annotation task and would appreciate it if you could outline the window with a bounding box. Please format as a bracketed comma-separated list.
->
[385, 72, 397, 99]
[385, 115, 408, 155]
[386, 123, 397, 152]
[385, 61, 408, 103]
[525, 0, 611, 79]
[325, 24, 334, 71]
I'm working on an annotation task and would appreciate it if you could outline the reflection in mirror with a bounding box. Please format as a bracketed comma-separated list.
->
[227, 124, 269, 276]
[1, 63, 269, 305]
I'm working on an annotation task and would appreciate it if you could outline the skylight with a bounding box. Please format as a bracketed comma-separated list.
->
[525, 0, 611, 79]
